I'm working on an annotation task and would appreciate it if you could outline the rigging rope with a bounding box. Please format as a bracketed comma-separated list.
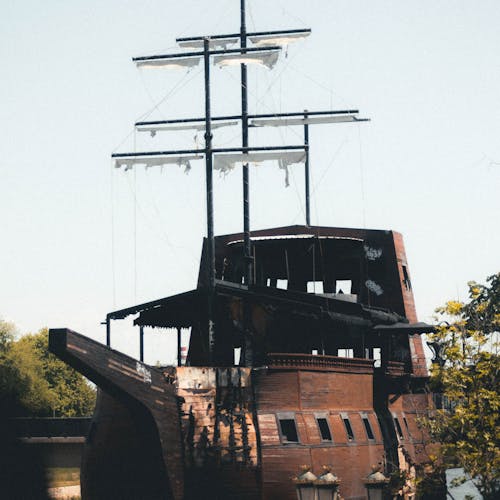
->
[357, 123, 367, 228]
[110, 160, 117, 308]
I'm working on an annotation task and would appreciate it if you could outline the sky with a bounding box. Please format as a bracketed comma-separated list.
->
[1, 1, 499, 363]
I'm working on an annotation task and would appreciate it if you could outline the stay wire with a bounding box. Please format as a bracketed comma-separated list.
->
[357, 122, 367, 228]
[110, 160, 117, 308]
[133, 129, 138, 302]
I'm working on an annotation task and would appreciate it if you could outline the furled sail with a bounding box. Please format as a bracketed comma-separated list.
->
[114, 154, 203, 172]
[178, 38, 239, 50]
[213, 50, 280, 69]
[136, 120, 238, 136]
[135, 56, 202, 70]
[249, 32, 310, 47]
[251, 115, 357, 127]
[213, 150, 306, 186]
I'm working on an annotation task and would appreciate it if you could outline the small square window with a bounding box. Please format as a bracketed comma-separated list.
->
[278, 418, 299, 443]
[277, 279, 288, 290]
[307, 281, 324, 294]
[316, 417, 332, 442]
[336, 279, 352, 294]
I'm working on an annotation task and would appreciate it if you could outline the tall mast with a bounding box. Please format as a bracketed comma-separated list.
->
[111, 6, 368, 365]
[203, 38, 216, 364]
[304, 110, 310, 226]
[240, 0, 251, 288]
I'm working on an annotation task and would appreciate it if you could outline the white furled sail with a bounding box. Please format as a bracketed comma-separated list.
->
[178, 38, 239, 50]
[213, 150, 306, 186]
[251, 115, 358, 127]
[114, 154, 203, 172]
[136, 120, 239, 136]
[135, 56, 202, 70]
[213, 50, 280, 69]
[249, 32, 310, 47]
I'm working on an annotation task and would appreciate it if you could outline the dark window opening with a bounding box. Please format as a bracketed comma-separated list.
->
[394, 417, 404, 439]
[402, 265, 412, 291]
[316, 418, 332, 441]
[279, 418, 299, 443]
[362, 417, 375, 440]
[342, 417, 355, 441]
[403, 417, 411, 437]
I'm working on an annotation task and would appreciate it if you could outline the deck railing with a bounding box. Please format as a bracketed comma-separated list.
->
[267, 353, 374, 373]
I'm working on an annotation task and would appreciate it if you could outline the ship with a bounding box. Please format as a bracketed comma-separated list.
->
[49, 2, 435, 499]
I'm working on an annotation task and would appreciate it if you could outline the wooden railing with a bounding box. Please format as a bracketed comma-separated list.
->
[267, 353, 374, 373]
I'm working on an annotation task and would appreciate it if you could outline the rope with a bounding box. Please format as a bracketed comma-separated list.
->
[133, 129, 138, 302]
[110, 161, 117, 308]
[357, 123, 367, 228]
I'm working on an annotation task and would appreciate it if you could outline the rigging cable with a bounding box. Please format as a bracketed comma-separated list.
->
[133, 128, 138, 302]
[357, 122, 367, 228]
[110, 160, 117, 308]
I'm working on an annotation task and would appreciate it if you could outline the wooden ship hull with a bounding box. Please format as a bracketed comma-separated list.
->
[49, 225, 434, 500]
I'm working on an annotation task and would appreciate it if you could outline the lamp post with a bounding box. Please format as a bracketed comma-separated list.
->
[314, 465, 341, 500]
[364, 467, 389, 500]
[294, 466, 317, 500]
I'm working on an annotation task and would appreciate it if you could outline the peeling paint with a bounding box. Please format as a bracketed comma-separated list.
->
[365, 280, 383, 296]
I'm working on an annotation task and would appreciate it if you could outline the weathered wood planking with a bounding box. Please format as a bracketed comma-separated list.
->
[49, 329, 184, 500]
[253, 365, 386, 500]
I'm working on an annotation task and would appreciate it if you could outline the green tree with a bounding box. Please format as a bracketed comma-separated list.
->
[0, 324, 96, 417]
[0, 319, 29, 416]
[424, 273, 500, 499]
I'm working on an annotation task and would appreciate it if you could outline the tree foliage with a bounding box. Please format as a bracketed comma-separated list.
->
[0, 323, 96, 417]
[424, 273, 500, 499]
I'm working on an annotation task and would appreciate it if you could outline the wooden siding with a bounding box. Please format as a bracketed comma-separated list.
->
[49, 329, 184, 500]
[255, 367, 385, 499]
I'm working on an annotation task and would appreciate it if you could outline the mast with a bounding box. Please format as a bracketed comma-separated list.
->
[203, 37, 216, 363]
[240, 0, 253, 366]
[110, 4, 369, 366]
[304, 109, 310, 226]
[240, 0, 252, 288]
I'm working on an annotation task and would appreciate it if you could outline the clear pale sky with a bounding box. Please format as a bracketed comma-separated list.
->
[1, 1, 499, 363]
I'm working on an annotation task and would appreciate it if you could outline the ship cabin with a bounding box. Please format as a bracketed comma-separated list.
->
[130, 225, 429, 380]
[49, 225, 434, 500]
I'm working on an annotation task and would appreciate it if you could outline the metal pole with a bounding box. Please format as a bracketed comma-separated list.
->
[204, 37, 216, 365]
[304, 109, 310, 226]
[139, 326, 144, 362]
[177, 328, 182, 367]
[241, 0, 254, 367]
[241, 0, 251, 288]
[106, 316, 111, 347]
